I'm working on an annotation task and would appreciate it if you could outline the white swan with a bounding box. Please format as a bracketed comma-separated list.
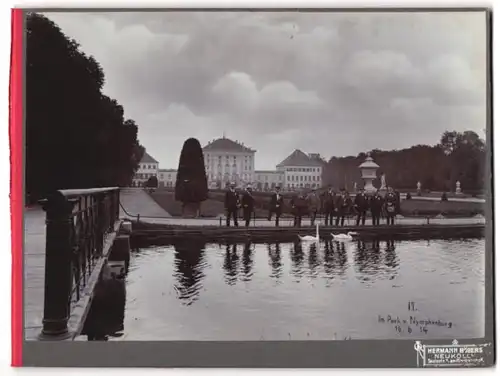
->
[331, 232, 358, 241]
[298, 223, 320, 242]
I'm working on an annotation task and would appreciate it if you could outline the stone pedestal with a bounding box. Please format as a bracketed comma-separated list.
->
[358, 154, 380, 194]
[456, 181, 462, 195]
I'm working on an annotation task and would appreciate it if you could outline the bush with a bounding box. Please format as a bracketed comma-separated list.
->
[175, 138, 208, 204]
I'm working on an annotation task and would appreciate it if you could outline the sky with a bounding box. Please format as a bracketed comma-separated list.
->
[44, 11, 487, 170]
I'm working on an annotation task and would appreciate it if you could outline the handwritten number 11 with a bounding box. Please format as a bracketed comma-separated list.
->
[408, 301, 416, 311]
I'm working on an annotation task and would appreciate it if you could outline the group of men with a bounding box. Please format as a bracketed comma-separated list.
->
[224, 182, 285, 227]
[224, 182, 401, 228]
[315, 185, 400, 227]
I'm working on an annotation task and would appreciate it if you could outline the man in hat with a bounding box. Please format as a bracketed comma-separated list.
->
[335, 188, 352, 227]
[370, 189, 384, 226]
[354, 187, 369, 226]
[307, 187, 321, 226]
[322, 185, 337, 226]
[268, 185, 284, 227]
[240, 184, 255, 227]
[224, 182, 240, 227]
[290, 189, 308, 227]
[384, 186, 398, 225]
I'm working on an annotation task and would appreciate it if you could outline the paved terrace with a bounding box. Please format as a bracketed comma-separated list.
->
[23, 188, 486, 339]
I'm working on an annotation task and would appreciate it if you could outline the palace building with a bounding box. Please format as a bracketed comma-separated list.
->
[133, 137, 324, 191]
[202, 136, 256, 189]
[276, 149, 324, 191]
[131, 152, 159, 187]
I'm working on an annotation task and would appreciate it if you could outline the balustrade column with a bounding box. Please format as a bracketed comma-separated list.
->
[39, 192, 76, 340]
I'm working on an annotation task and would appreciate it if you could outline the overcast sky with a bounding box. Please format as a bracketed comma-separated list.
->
[44, 11, 487, 170]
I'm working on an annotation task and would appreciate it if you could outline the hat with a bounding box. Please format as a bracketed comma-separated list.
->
[230, 182, 236, 186]
[246, 184, 252, 190]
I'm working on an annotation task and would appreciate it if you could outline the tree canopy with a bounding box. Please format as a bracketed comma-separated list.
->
[175, 138, 208, 204]
[322, 130, 486, 193]
[26, 13, 144, 203]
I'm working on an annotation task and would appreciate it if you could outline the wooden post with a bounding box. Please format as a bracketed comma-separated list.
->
[38, 192, 76, 340]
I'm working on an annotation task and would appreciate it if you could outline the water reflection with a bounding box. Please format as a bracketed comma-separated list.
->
[354, 239, 399, 282]
[223, 243, 239, 285]
[290, 240, 305, 279]
[83, 237, 485, 341]
[308, 243, 320, 278]
[324, 240, 348, 279]
[173, 239, 207, 305]
[240, 240, 254, 281]
[267, 243, 283, 279]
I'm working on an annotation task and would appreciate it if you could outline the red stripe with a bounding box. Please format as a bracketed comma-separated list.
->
[10, 8, 24, 367]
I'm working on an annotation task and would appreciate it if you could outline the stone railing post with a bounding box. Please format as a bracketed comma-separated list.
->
[38, 191, 77, 340]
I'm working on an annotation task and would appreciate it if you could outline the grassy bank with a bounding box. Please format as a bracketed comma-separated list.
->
[149, 190, 271, 218]
[149, 189, 484, 218]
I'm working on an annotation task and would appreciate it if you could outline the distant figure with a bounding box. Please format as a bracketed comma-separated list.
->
[370, 190, 384, 226]
[441, 192, 448, 202]
[354, 188, 369, 226]
[384, 187, 398, 225]
[322, 185, 337, 226]
[241, 184, 255, 227]
[224, 182, 240, 227]
[335, 189, 352, 227]
[380, 174, 387, 190]
[290, 191, 308, 227]
[268, 186, 284, 227]
[307, 188, 321, 226]
[406, 192, 412, 200]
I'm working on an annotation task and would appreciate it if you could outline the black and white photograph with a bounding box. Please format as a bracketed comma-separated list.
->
[22, 8, 493, 368]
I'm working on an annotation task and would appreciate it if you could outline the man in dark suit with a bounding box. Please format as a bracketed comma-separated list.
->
[370, 190, 384, 226]
[290, 190, 308, 227]
[335, 189, 352, 227]
[240, 184, 255, 227]
[268, 186, 284, 227]
[384, 187, 398, 225]
[354, 188, 369, 226]
[224, 182, 240, 227]
[322, 185, 336, 226]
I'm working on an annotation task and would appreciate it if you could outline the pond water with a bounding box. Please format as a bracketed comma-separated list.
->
[81, 237, 485, 341]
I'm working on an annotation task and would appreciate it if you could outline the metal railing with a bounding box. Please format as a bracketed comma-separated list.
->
[38, 187, 120, 340]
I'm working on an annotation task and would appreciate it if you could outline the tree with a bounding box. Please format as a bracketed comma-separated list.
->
[25, 13, 143, 203]
[145, 176, 158, 188]
[175, 138, 208, 216]
[321, 130, 486, 193]
[439, 130, 486, 191]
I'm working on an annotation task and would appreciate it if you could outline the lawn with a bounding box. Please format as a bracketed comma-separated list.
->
[149, 190, 270, 218]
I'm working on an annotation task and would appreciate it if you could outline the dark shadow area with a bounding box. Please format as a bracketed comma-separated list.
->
[81, 272, 127, 341]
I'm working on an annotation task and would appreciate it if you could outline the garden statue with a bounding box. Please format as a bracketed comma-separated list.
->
[380, 173, 387, 190]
